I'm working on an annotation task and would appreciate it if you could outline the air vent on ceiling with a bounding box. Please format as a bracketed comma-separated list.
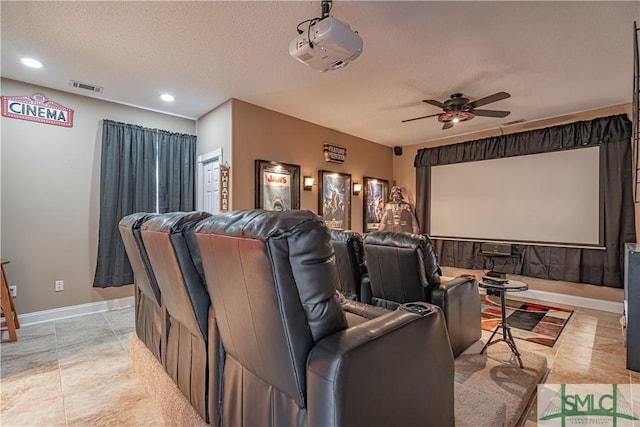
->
[69, 80, 103, 93]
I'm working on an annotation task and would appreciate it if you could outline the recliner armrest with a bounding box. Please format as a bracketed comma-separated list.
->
[359, 273, 372, 305]
[307, 303, 455, 427]
[341, 298, 390, 320]
[430, 276, 482, 357]
[435, 276, 475, 292]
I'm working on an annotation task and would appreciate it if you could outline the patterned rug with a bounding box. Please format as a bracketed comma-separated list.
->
[481, 295, 574, 347]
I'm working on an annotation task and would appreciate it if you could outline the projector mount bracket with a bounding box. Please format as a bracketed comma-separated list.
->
[296, 0, 334, 46]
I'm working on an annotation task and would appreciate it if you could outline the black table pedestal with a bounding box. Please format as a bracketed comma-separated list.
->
[480, 289, 524, 368]
[478, 280, 529, 368]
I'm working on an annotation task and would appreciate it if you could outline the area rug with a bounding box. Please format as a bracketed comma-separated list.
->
[455, 340, 548, 427]
[481, 295, 573, 347]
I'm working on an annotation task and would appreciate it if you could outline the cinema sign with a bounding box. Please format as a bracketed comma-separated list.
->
[1, 93, 74, 128]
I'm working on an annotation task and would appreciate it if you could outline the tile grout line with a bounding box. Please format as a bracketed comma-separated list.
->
[102, 311, 128, 353]
[53, 318, 69, 427]
[544, 310, 572, 374]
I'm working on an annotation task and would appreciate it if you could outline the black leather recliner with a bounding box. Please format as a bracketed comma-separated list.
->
[141, 211, 222, 424]
[118, 213, 163, 363]
[329, 229, 370, 303]
[363, 231, 482, 357]
[195, 209, 455, 427]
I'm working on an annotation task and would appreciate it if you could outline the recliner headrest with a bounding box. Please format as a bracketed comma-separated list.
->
[330, 229, 363, 244]
[119, 212, 159, 230]
[364, 231, 425, 249]
[195, 209, 322, 241]
[141, 211, 211, 234]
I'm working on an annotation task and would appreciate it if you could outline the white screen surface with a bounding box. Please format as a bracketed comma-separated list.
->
[429, 146, 602, 247]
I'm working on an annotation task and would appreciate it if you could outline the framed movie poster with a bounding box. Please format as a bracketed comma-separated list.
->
[255, 159, 300, 210]
[318, 170, 352, 230]
[363, 177, 389, 233]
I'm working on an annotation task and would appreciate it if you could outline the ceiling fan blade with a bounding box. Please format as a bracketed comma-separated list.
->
[422, 99, 447, 108]
[442, 121, 454, 130]
[473, 109, 511, 118]
[401, 113, 441, 123]
[467, 92, 511, 108]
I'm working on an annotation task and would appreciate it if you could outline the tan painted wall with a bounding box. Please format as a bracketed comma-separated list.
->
[1, 78, 196, 314]
[229, 99, 393, 233]
[196, 100, 233, 208]
[197, 99, 232, 160]
[393, 103, 634, 303]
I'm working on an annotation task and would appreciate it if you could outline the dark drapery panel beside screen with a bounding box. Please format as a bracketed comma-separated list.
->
[93, 120, 197, 288]
[414, 114, 635, 288]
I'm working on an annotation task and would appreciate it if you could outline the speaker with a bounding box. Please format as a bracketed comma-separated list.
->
[480, 242, 512, 256]
[393, 146, 403, 156]
[486, 270, 506, 279]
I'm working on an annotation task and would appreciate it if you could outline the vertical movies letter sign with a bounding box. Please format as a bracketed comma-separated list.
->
[220, 164, 230, 212]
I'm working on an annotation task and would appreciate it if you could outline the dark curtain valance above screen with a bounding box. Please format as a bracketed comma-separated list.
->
[93, 119, 197, 288]
[414, 114, 635, 288]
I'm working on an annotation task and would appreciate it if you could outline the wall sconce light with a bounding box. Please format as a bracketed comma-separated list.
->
[353, 182, 362, 195]
[303, 176, 314, 191]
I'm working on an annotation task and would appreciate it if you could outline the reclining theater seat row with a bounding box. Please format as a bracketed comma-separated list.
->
[139, 211, 222, 424]
[194, 209, 456, 427]
[363, 231, 482, 357]
[120, 209, 458, 426]
[118, 213, 163, 362]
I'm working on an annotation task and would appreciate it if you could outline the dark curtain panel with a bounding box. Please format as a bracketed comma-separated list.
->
[414, 114, 635, 288]
[93, 121, 197, 288]
[157, 130, 196, 212]
[93, 120, 157, 288]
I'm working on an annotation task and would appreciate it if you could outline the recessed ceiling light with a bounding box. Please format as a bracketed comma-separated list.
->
[160, 94, 174, 102]
[20, 57, 43, 68]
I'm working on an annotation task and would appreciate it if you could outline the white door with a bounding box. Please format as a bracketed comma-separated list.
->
[197, 149, 222, 214]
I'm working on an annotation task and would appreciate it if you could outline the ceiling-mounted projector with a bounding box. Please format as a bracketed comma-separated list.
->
[289, 16, 363, 72]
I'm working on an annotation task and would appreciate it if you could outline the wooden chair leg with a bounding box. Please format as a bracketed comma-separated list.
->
[1, 260, 19, 341]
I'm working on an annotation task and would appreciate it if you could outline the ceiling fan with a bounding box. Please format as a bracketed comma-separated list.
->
[402, 92, 511, 130]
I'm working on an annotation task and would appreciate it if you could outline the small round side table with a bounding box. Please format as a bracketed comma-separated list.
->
[478, 279, 528, 368]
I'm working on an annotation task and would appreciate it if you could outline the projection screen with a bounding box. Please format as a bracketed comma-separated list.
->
[428, 146, 603, 248]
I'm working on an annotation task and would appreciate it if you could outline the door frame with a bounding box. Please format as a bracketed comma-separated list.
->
[196, 148, 223, 212]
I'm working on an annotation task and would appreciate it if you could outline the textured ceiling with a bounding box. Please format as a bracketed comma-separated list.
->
[1, 1, 638, 147]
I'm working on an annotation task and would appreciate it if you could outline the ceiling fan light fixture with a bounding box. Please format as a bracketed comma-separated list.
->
[438, 110, 475, 123]
[403, 92, 511, 129]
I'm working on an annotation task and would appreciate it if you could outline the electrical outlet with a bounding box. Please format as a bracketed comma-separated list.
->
[55, 280, 64, 292]
[9, 285, 17, 298]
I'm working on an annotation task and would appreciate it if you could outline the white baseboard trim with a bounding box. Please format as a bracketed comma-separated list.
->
[16, 287, 624, 326]
[481, 288, 623, 314]
[18, 296, 135, 326]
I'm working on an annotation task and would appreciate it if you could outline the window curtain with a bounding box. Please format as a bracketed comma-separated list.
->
[414, 114, 635, 288]
[157, 130, 196, 212]
[93, 120, 197, 288]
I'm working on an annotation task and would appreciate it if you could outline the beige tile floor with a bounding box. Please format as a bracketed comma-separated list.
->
[1, 307, 164, 426]
[1, 301, 638, 426]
